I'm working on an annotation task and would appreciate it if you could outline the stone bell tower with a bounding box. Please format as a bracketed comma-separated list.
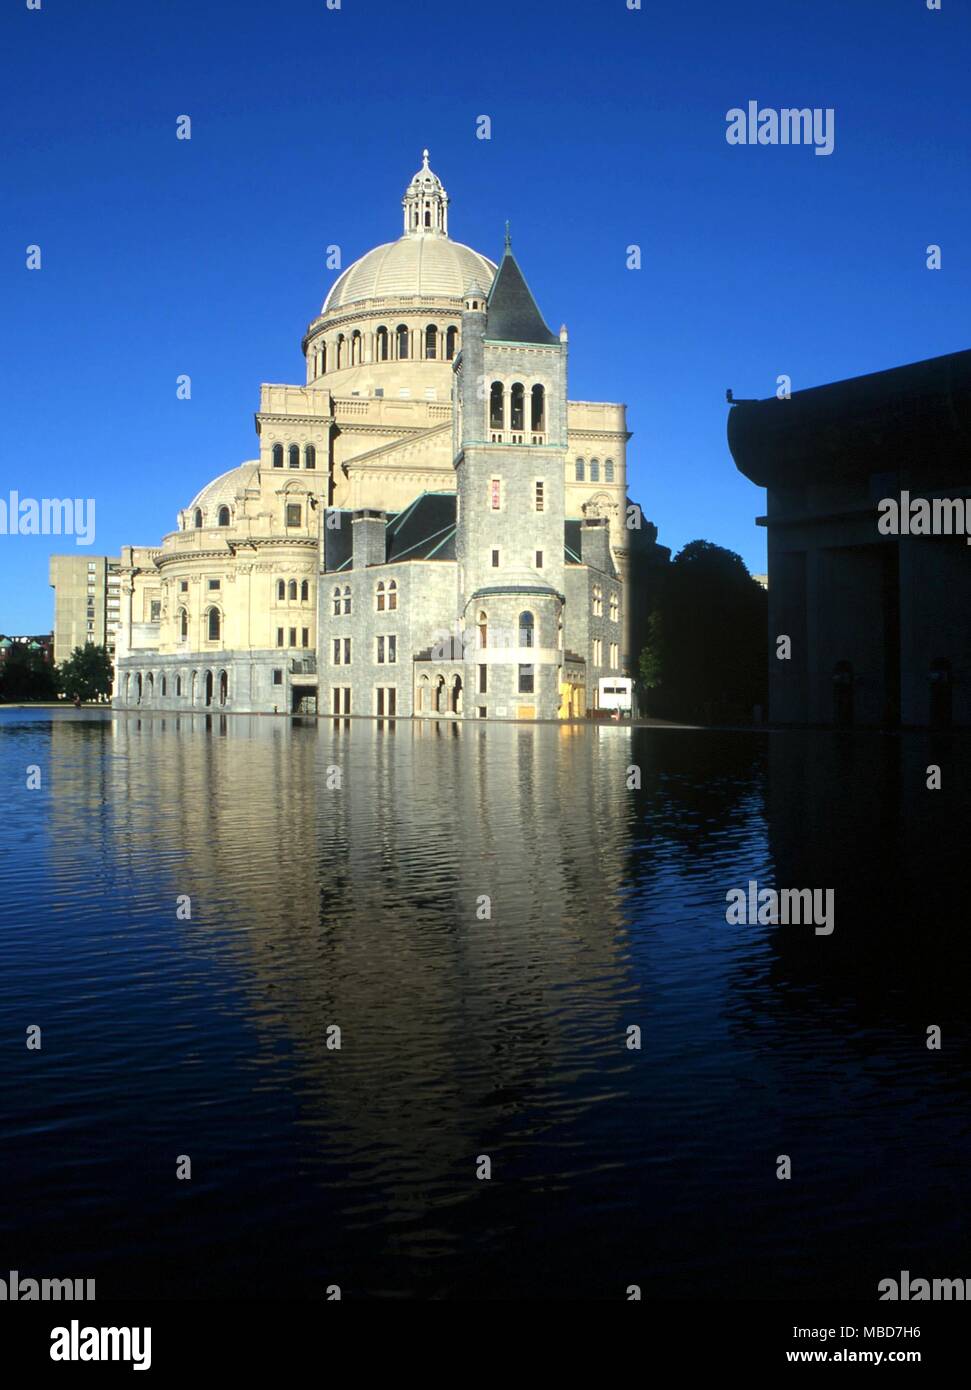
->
[453, 234, 569, 719]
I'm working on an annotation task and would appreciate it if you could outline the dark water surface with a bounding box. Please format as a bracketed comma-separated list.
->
[1, 709, 968, 1299]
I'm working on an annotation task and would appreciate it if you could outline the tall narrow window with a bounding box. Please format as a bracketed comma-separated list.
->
[490, 479, 501, 510]
[301, 580, 309, 602]
[302, 628, 309, 648]
[396, 325, 409, 359]
[351, 331, 362, 365]
[388, 580, 397, 611]
[179, 608, 188, 640]
[377, 635, 385, 664]
[590, 458, 600, 483]
[272, 444, 284, 469]
[510, 383, 525, 431]
[531, 384, 545, 432]
[320, 344, 327, 374]
[535, 550, 543, 569]
[445, 326, 458, 360]
[207, 608, 221, 641]
[376, 326, 389, 360]
[376, 581, 385, 612]
[289, 627, 297, 648]
[332, 586, 341, 616]
[194, 509, 203, 529]
[217, 506, 230, 527]
[286, 503, 301, 527]
[336, 334, 345, 369]
[279, 580, 287, 601]
[575, 459, 585, 482]
[305, 444, 316, 470]
[425, 325, 437, 359]
[478, 611, 488, 648]
[489, 382, 504, 430]
[288, 445, 300, 470]
[519, 611, 534, 648]
[343, 585, 351, 615]
[288, 579, 297, 601]
[478, 664, 487, 693]
[534, 480, 544, 511]
[605, 458, 615, 482]
[491, 549, 500, 568]
[518, 664, 534, 694]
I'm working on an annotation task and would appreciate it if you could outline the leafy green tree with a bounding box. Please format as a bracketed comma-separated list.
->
[57, 643, 113, 702]
[637, 540, 767, 723]
[0, 641, 58, 702]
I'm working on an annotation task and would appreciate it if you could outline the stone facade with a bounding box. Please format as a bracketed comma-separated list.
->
[111, 152, 669, 717]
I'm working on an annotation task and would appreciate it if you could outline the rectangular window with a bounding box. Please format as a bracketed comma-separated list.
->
[593, 638, 602, 665]
[150, 600, 161, 622]
[343, 637, 351, 664]
[272, 669, 283, 686]
[535, 481, 544, 511]
[518, 664, 534, 695]
[277, 628, 285, 647]
[535, 550, 543, 568]
[208, 579, 220, 591]
[302, 628, 309, 648]
[289, 627, 297, 647]
[333, 638, 341, 665]
[377, 635, 385, 664]
[491, 549, 500, 568]
[180, 581, 189, 592]
[388, 635, 396, 664]
[478, 664, 487, 694]
[490, 479, 501, 510]
[610, 642, 619, 668]
[286, 503, 302, 527]
[478, 706, 487, 719]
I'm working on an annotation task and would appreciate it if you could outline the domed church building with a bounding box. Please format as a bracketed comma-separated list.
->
[113, 152, 668, 716]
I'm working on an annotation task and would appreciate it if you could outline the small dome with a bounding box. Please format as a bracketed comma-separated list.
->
[323, 237, 496, 314]
[186, 462, 259, 519]
[0, 637, 12, 649]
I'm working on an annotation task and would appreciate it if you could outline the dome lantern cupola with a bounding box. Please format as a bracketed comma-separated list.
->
[402, 148, 449, 238]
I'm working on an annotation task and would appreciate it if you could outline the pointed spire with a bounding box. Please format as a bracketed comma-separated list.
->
[505, 220, 511, 252]
[486, 244, 557, 345]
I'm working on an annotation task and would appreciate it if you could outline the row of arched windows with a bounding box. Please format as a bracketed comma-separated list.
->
[309, 324, 458, 377]
[126, 668, 228, 708]
[192, 505, 232, 529]
[272, 443, 316, 470]
[474, 610, 533, 647]
[177, 607, 222, 641]
[331, 579, 398, 615]
[489, 382, 545, 438]
[277, 579, 311, 603]
[575, 458, 615, 483]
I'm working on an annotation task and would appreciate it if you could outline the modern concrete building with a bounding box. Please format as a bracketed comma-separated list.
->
[110, 151, 669, 716]
[48, 554, 124, 663]
[729, 348, 971, 728]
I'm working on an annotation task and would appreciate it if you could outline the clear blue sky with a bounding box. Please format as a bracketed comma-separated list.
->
[1, 0, 968, 633]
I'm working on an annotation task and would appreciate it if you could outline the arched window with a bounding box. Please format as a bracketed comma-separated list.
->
[519, 611, 535, 648]
[319, 343, 327, 375]
[278, 579, 286, 601]
[424, 206, 431, 227]
[301, 580, 309, 602]
[288, 579, 297, 601]
[194, 508, 203, 528]
[288, 444, 300, 470]
[351, 330, 362, 365]
[605, 458, 615, 482]
[376, 580, 385, 612]
[531, 384, 545, 432]
[272, 443, 284, 469]
[332, 586, 342, 616]
[217, 505, 230, 527]
[135, 672, 142, 703]
[161, 676, 167, 697]
[305, 444, 316, 470]
[336, 334, 345, 369]
[489, 382, 504, 430]
[219, 671, 228, 707]
[477, 611, 488, 649]
[590, 458, 600, 483]
[388, 580, 397, 611]
[396, 324, 409, 360]
[176, 675, 182, 697]
[510, 382, 525, 431]
[342, 585, 351, 614]
[425, 324, 437, 359]
[207, 608, 221, 642]
[575, 458, 585, 481]
[445, 326, 458, 360]
[179, 608, 188, 640]
[376, 326, 389, 361]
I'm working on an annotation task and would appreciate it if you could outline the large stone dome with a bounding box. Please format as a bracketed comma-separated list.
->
[323, 236, 496, 314]
[184, 463, 259, 524]
[320, 150, 496, 314]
